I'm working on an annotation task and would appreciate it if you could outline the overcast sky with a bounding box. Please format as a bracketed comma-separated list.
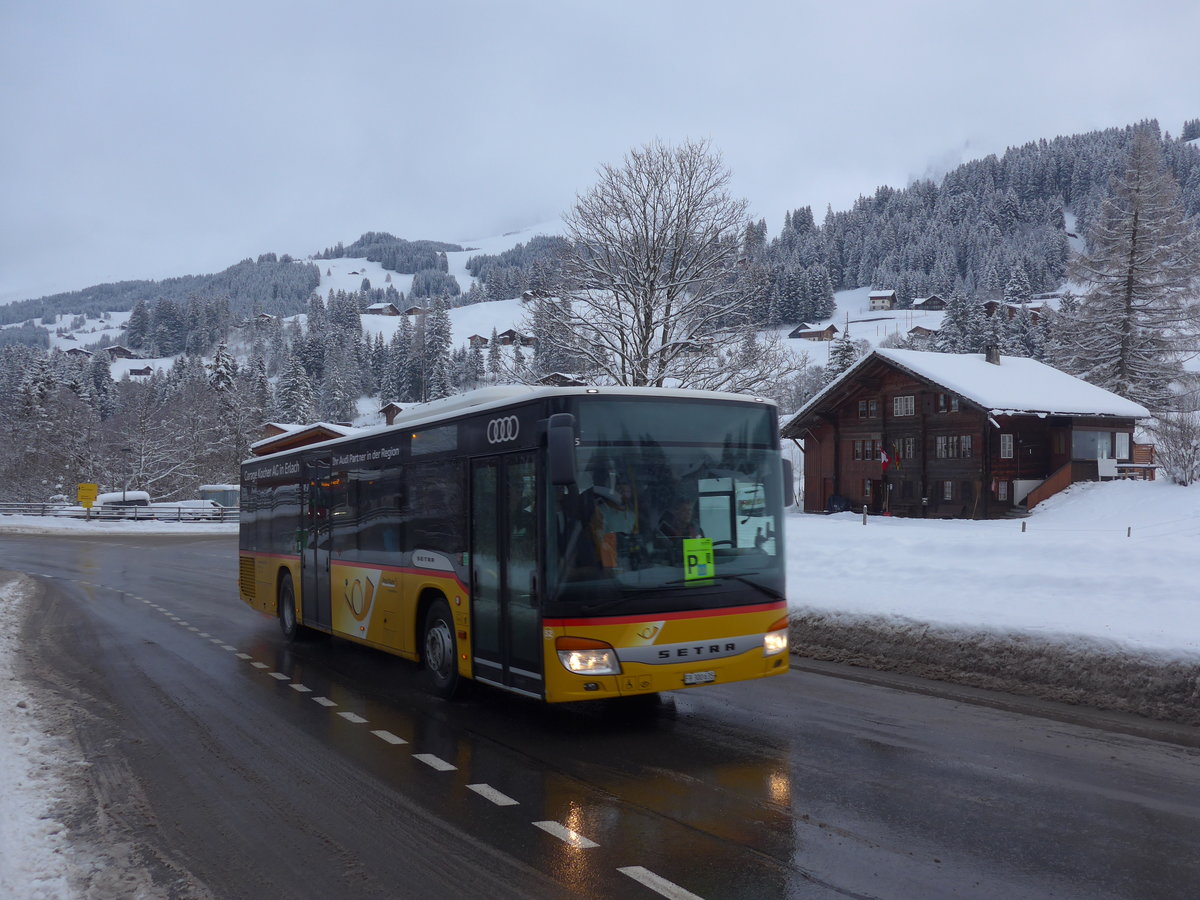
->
[1, 0, 1196, 304]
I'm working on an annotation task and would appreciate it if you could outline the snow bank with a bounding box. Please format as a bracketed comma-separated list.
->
[0, 576, 76, 900]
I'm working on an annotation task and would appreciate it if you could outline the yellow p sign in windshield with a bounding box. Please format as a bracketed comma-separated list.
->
[683, 538, 714, 584]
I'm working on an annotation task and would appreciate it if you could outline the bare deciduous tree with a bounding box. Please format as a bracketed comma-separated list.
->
[527, 139, 799, 393]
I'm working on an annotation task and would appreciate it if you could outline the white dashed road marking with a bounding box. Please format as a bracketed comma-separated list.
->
[235, 653, 252, 660]
[313, 697, 337, 707]
[251, 662, 269, 670]
[289, 684, 312, 693]
[414, 754, 456, 772]
[533, 821, 598, 849]
[269, 672, 289, 681]
[370, 730, 406, 745]
[617, 867, 705, 900]
[467, 784, 518, 806]
[338, 711, 368, 724]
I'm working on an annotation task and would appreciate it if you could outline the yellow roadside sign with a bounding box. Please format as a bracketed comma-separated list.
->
[77, 482, 99, 508]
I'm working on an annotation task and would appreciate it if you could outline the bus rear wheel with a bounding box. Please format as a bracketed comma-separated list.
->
[278, 572, 302, 642]
[422, 599, 461, 699]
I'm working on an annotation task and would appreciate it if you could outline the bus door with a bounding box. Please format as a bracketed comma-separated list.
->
[470, 452, 542, 697]
[302, 458, 334, 630]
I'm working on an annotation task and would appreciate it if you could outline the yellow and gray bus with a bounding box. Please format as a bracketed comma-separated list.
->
[238, 385, 791, 702]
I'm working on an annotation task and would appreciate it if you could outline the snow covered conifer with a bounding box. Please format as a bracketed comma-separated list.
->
[1067, 130, 1200, 410]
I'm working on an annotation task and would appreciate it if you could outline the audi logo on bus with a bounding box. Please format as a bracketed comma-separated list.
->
[487, 415, 520, 444]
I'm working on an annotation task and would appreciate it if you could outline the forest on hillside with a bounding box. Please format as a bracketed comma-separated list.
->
[1, 119, 1198, 499]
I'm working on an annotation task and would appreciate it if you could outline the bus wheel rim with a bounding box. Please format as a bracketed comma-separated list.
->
[426, 620, 453, 679]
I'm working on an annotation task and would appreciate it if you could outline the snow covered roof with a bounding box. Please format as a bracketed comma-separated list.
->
[784, 349, 1149, 432]
[249, 421, 362, 453]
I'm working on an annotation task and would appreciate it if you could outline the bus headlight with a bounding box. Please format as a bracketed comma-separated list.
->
[763, 617, 789, 656]
[556, 637, 621, 675]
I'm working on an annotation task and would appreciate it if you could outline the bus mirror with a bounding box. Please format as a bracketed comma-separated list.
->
[547, 413, 577, 486]
[782, 459, 795, 507]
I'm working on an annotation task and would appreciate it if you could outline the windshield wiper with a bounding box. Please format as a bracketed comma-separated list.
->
[661, 574, 782, 600]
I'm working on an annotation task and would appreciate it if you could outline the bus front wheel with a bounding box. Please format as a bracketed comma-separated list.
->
[422, 600, 461, 699]
[278, 572, 302, 642]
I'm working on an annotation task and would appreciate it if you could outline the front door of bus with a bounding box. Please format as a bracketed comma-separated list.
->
[302, 458, 334, 630]
[470, 453, 541, 697]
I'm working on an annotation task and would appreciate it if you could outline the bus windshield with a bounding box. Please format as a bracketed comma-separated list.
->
[547, 398, 785, 613]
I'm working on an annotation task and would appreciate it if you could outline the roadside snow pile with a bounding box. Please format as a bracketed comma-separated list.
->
[0, 575, 77, 900]
[0, 517, 237, 536]
[785, 478, 1200, 722]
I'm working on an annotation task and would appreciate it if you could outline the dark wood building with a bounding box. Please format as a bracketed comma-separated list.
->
[782, 348, 1149, 519]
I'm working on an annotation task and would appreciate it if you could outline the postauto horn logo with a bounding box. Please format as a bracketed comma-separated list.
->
[487, 415, 520, 444]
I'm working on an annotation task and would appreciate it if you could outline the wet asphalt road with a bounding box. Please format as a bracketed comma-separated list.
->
[3, 532, 1199, 899]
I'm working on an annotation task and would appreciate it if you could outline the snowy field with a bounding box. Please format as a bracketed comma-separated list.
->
[1, 477, 1198, 893]
[786, 478, 1200, 660]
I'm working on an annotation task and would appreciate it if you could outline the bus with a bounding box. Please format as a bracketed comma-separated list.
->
[238, 385, 792, 703]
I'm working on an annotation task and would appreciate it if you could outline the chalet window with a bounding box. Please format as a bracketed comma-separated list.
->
[936, 393, 958, 413]
[998, 480, 1009, 501]
[863, 479, 872, 500]
[893, 395, 915, 417]
[942, 480, 953, 500]
[858, 400, 867, 418]
[902, 436, 916, 460]
[853, 440, 863, 460]
[1116, 432, 1131, 459]
[1072, 430, 1115, 460]
[936, 435, 963, 458]
[1000, 434, 1014, 459]
[858, 399, 878, 418]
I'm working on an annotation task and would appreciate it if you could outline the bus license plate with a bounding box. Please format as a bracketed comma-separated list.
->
[684, 670, 716, 685]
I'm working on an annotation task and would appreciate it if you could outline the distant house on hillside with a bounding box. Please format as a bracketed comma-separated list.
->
[912, 295, 946, 311]
[495, 329, 536, 347]
[467, 334, 489, 348]
[907, 326, 938, 338]
[521, 289, 553, 302]
[983, 301, 1051, 324]
[868, 290, 896, 311]
[781, 347, 1148, 519]
[106, 345, 138, 359]
[402, 306, 429, 317]
[788, 324, 839, 342]
[128, 366, 153, 377]
[364, 302, 401, 316]
[537, 372, 587, 387]
[64, 347, 93, 359]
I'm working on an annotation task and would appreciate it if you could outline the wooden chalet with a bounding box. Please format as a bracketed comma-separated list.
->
[402, 305, 429, 317]
[907, 325, 938, 338]
[788, 324, 839, 341]
[782, 348, 1149, 519]
[64, 347, 93, 358]
[868, 290, 896, 311]
[467, 334, 489, 348]
[983, 301, 1050, 324]
[105, 345, 138, 359]
[364, 302, 401, 316]
[912, 295, 946, 310]
[495, 329, 536, 347]
[536, 372, 587, 387]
